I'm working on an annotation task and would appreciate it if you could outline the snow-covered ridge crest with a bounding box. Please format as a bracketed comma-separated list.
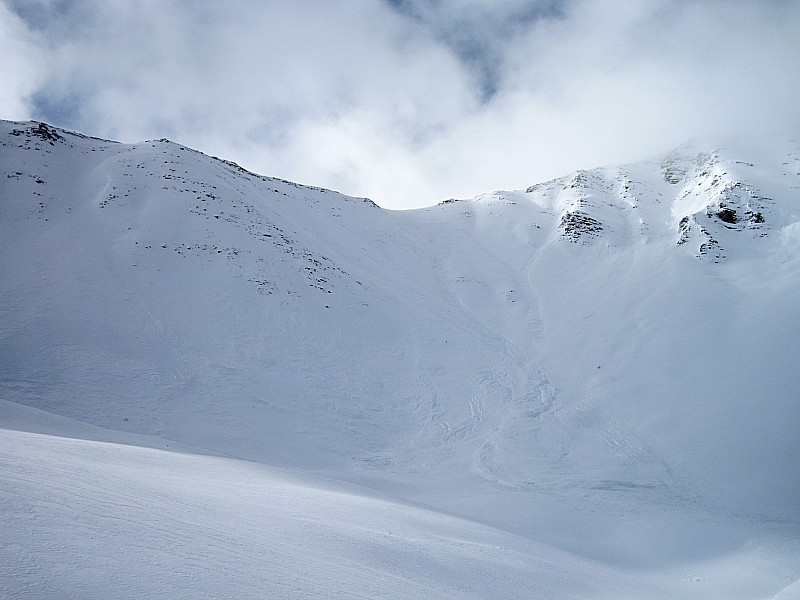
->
[6, 119, 379, 205]
[7, 119, 799, 261]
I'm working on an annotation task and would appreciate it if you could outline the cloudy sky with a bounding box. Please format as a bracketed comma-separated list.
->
[2, 0, 799, 209]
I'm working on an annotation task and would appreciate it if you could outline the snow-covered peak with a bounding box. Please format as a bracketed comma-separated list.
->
[468, 136, 800, 261]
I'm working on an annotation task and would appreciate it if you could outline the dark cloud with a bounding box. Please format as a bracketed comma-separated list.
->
[1, 0, 799, 208]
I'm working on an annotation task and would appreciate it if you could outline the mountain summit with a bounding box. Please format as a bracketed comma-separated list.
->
[2, 120, 799, 599]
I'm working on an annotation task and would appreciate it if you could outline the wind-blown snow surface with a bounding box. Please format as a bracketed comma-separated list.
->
[2, 120, 799, 598]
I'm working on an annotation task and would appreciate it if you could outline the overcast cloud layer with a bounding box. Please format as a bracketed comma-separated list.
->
[2, 0, 799, 208]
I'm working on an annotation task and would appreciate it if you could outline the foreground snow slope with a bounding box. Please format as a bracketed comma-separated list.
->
[4, 419, 797, 600]
[1, 120, 799, 597]
[0, 420, 647, 600]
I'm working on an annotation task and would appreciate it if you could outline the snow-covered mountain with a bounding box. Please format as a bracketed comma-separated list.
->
[2, 120, 799, 599]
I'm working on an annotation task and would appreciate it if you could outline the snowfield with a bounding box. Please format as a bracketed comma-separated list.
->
[0, 420, 632, 599]
[1, 120, 799, 598]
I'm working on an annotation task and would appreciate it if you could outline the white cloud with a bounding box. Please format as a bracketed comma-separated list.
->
[2, 0, 799, 208]
[0, 3, 46, 119]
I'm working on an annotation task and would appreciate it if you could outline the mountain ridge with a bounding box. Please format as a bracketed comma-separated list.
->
[2, 119, 799, 598]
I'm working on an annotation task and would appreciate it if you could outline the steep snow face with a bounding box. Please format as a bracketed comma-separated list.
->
[427, 139, 800, 522]
[2, 121, 800, 597]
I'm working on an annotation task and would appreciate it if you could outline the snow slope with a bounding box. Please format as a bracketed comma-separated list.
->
[2, 120, 799, 598]
[1, 423, 657, 600]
